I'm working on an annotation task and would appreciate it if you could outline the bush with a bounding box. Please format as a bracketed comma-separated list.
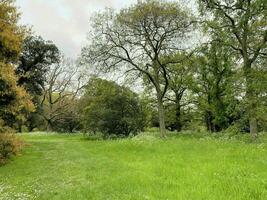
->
[79, 78, 147, 137]
[0, 133, 24, 165]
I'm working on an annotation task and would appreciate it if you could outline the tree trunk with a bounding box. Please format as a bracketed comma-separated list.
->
[244, 61, 258, 138]
[46, 120, 53, 132]
[249, 117, 257, 139]
[205, 111, 213, 132]
[28, 122, 35, 132]
[175, 101, 182, 132]
[247, 89, 258, 139]
[18, 122, 22, 133]
[157, 96, 166, 137]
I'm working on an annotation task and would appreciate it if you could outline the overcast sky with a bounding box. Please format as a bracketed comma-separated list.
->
[16, 0, 136, 58]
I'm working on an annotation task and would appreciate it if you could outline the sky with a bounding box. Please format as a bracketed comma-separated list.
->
[16, 0, 136, 58]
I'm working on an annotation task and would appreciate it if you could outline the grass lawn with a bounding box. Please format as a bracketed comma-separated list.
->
[0, 132, 267, 200]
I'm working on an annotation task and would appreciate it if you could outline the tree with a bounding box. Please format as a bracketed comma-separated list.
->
[0, 63, 35, 130]
[41, 59, 84, 131]
[0, 0, 34, 132]
[0, 0, 23, 63]
[163, 53, 194, 131]
[192, 42, 240, 132]
[51, 97, 81, 133]
[252, 53, 267, 131]
[15, 35, 60, 131]
[82, 0, 194, 137]
[16, 35, 60, 96]
[199, 0, 267, 138]
[79, 77, 146, 136]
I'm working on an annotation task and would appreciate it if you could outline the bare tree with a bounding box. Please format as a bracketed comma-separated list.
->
[41, 58, 85, 131]
[82, 0, 194, 137]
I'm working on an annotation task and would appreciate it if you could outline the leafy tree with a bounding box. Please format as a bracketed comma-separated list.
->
[82, 0, 194, 137]
[252, 54, 267, 131]
[15, 35, 60, 131]
[0, 0, 34, 132]
[163, 53, 194, 131]
[79, 78, 146, 137]
[16, 35, 60, 96]
[199, 0, 267, 138]
[192, 42, 240, 132]
[0, 64, 34, 130]
[0, 0, 23, 62]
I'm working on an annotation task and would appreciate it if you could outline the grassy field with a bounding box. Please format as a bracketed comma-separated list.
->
[0, 132, 267, 200]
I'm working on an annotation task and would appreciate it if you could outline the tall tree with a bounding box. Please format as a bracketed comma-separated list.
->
[0, 0, 34, 131]
[192, 42, 240, 132]
[16, 35, 60, 97]
[82, 0, 194, 137]
[199, 0, 267, 138]
[15, 35, 60, 131]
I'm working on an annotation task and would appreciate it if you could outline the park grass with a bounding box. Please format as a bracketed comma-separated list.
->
[0, 131, 267, 200]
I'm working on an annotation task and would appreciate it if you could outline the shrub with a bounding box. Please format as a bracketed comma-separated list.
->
[79, 78, 147, 137]
[0, 133, 24, 165]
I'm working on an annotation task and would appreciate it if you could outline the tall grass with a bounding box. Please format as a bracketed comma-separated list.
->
[0, 132, 266, 199]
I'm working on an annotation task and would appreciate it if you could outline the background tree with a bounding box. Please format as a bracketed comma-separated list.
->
[51, 97, 81, 133]
[82, 0, 194, 137]
[79, 77, 146, 137]
[15, 35, 60, 131]
[252, 53, 267, 131]
[163, 53, 194, 131]
[16, 35, 60, 96]
[41, 59, 84, 131]
[192, 42, 240, 132]
[199, 0, 267, 138]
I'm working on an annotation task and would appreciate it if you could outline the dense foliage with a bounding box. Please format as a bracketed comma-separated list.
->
[79, 78, 146, 137]
[0, 0, 34, 131]
[0, 0, 32, 164]
[198, 0, 267, 137]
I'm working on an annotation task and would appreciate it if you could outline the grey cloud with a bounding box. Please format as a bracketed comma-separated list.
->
[17, 0, 136, 58]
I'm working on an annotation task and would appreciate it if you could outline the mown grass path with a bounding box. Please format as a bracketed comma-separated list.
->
[0, 133, 267, 199]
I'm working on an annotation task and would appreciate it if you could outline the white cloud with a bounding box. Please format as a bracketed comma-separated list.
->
[16, 0, 136, 58]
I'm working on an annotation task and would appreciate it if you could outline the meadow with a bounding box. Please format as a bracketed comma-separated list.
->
[0, 131, 267, 200]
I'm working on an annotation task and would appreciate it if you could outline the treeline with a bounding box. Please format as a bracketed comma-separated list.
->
[81, 0, 267, 139]
[0, 0, 266, 142]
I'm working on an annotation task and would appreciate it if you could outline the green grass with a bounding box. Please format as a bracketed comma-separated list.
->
[0, 132, 267, 200]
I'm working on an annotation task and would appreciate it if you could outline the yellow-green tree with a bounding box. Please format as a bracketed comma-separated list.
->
[0, 0, 34, 132]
